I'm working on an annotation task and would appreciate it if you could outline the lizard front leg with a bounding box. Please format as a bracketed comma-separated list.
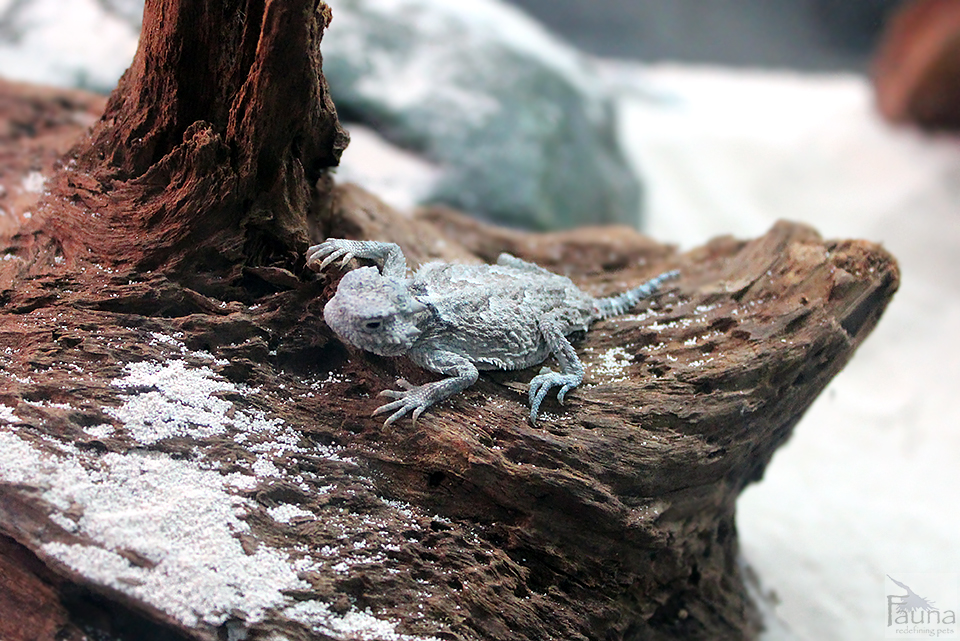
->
[306, 239, 408, 280]
[374, 350, 479, 426]
[528, 313, 585, 426]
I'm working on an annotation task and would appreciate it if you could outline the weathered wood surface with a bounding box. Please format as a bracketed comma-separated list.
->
[0, 1, 898, 639]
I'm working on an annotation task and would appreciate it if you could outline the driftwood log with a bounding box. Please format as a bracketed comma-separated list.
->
[0, 1, 898, 640]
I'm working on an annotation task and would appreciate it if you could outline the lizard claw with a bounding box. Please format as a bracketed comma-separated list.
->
[319, 249, 352, 271]
[317, 248, 352, 272]
[373, 379, 434, 426]
[528, 367, 580, 426]
[306, 240, 357, 273]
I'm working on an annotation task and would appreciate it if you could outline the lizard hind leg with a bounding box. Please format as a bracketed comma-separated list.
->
[528, 315, 585, 426]
[528, 366, 582, 425]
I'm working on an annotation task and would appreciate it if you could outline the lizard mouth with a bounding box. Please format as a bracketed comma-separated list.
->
[363, 338, 405, 356]
[362, 325, 421, 356]
[323, 309, 416, 356]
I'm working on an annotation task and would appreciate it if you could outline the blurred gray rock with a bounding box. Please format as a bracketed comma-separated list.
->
[324, 0, 642, 230]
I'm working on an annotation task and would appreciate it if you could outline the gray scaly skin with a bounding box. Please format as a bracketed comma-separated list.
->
[308, 239, 678, 426]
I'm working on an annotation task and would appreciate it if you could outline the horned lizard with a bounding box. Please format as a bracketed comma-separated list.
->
[308, 239, 677, 426]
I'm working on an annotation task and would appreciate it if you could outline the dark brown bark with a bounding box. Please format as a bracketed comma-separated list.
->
[0, 535, 85, 641]
[0, 2, 898, 640]
[9, 0, 347, 296]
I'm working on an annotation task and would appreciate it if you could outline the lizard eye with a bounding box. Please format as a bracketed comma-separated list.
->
[364, 320, 382, 330]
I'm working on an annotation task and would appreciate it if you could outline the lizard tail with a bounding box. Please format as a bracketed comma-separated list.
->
[595, 269, 679, 318]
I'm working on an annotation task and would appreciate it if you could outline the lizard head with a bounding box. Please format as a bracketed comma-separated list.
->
[323, 267, 428, 357]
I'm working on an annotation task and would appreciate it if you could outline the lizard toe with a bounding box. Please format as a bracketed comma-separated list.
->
[556, 383, 577, 404]
[528, 372, 581, 421]
[373, 380, 439, 426]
